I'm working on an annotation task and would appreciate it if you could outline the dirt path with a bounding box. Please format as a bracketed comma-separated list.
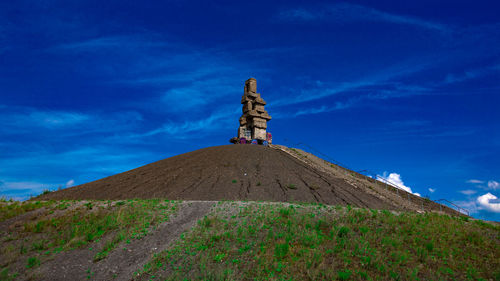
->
[33, 201, 215, 281]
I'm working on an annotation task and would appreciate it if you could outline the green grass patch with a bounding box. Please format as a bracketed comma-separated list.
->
[0, 200, 56, 222]
[139, 202, 500, 280]
[26, 257, 40, 268]
[0, 267, 18, 281]
[1, 199, 180, 271]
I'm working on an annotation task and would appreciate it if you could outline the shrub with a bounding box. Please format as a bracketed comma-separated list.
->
[274, 243, 289, 260]
[26, 257, 40, 268]
[337, 270, 352, 280]
[41, 189, 52, 195]
[337, 226, 350, 238]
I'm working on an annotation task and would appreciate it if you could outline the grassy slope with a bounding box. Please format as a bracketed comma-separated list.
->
[0, 199, 179, 280]
[139, 201, 500, 281]
[1, 200, 498, 280]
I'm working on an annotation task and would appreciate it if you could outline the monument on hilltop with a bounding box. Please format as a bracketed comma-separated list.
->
[230, 78, 272, 144]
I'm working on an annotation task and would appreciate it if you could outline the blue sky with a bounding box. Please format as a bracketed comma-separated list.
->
[1, 0, 499, 220]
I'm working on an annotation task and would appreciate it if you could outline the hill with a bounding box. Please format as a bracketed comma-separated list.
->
[3, 144, 492, 280]
[0, 199, 498, 280]
[36, 144, 458, 216]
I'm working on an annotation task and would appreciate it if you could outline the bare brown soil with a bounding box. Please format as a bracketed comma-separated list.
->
[36, 144, 459, 215]
[0, 145, 484, 280]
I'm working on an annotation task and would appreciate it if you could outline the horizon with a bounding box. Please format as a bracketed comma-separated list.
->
[0, 0, 499, 221]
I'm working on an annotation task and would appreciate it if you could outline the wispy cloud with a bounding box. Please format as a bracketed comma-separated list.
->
[391, 120, 431, 128]
[0, 145, 157, 188]
[460, 189, 477, 195]
[270, 59, 435, 114]
[53, 34, 172, 52]
[465, 179, 499, 191]
[161, 78, 240, 112]
[136, 106, 239, 139]
[66, 179, 75, 187]
[293, 103, 349, 117]
[467, 179, 484, 184]
[428, 188, 436, 193]
[278, 3, 449, 32]
[488, 180, 499, 190]
[271, 80, 432, 119]
[0, 181, 56, 199]
[30, 111, 90, 127]
[52, 34, 261, 115]
[443, 64, 500, 84]
[0, 110, 90, 130]
[452, 199, 480, 214]
[0, 107, 142, 136]
[273, 82, 427, 112]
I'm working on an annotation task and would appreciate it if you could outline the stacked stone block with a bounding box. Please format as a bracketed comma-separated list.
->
[237, 78, 272, 141]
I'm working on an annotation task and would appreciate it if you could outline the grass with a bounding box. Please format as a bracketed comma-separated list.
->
[0, 196, 14, 203]
[0, 267, 18, 281]
[0, 200, 55, 222]
[26, 257, 40, 268]
[0, 199, 179, 276]
[41, 189, 52, 195]
[139, 202, 500, 280]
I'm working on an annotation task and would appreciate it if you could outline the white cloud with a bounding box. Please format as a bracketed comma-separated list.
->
[55, 35, 168, 51]
[0, 181, 55, 200]
[279, 8, 317, 21]
[443, 64, 500, 84]
[293, 103, 350, 117]
[391, 120, 430, 127]
[0, 110, 90, 131]
[1, 181, 48, 190]
[477, 193, 500, 213]
[453, 200, 480, 214]
[66, 179, 75, 187]
[460, 189, 477, 195]
[278, 3, 448, 32]
[53, 34, 257, 116]
[487, 180, 499, 190]
[161, 78, 239, 112]
[134, 106, 238, 139]
[271, 74, 432, 112]
[376, 172, 420, 196]
[30, 111, 90, 128]
[428, 188, 436, 193]
[0, 107, 144, 140]
[466, 179, 484, 184]
[464, 179, 499, 191]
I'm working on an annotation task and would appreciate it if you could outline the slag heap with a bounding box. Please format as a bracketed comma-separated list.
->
[235, 78, 272, 144]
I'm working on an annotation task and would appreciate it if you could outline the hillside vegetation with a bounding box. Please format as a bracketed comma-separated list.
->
[0, 199, 499, 280]
[0, 199, 179, 280]
[138, 201, 500, 281]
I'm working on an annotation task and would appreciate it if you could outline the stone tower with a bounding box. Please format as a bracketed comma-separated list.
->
[237, 78, 272, 142]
